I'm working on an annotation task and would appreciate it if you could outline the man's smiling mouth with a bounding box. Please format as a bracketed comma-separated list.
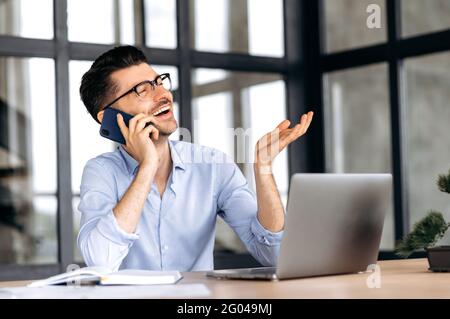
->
[151, 98, 172, 117]
[152, 104, 171, 116]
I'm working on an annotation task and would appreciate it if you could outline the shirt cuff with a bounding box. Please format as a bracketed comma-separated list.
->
[96, 211, 140, 246]
[251, 215, 284, 246]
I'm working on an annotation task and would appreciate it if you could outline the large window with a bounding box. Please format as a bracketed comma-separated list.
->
[404, 52, 450, 230]
[0, 0, 292, 279]
[323, 0, 386, 53]
[144, 0, 177, 48]
[67, 0, 135, 44]
[0, 0, 53, 39]
[321, 0, 450, 256]
[191, 0, 284, 57]
[401, 0, 450, 38]
[192, 69, 289, 253]
[324, 64, 394, 249]
[0, 57, 57, 265]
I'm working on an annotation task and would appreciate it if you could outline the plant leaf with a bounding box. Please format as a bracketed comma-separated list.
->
[437, 169, 450, 194]
[395, 211, 449, 258]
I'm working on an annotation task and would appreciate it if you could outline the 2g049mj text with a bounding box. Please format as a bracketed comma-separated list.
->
[221, 303, 272, 315]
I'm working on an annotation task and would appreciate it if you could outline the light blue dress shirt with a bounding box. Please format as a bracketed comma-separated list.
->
[77, 140, 283, 271]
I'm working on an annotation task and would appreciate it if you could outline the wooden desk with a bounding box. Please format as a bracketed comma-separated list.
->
[1, 259, 449, 298]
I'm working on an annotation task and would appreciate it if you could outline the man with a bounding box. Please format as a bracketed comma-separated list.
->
[77, 46, 313, 271]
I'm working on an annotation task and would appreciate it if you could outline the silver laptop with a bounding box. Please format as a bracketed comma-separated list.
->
[207, 173, 392, 280]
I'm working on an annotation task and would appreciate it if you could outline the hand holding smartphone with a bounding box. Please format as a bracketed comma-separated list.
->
[99, 107, 154, 144]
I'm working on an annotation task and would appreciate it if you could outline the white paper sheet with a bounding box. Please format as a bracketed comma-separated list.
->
[0, 283, 210, 299]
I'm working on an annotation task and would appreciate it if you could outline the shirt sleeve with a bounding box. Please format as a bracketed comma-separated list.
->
[77, 158, 140, 271]
[215, 153, 284, 267]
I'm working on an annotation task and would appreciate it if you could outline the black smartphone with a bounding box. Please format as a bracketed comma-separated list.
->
[99, 107, 153, 144]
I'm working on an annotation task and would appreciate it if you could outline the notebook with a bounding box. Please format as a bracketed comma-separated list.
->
[28, 267, 182, 287]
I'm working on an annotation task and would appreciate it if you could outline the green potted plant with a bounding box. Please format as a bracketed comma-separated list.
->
[395, 169, 450, 271]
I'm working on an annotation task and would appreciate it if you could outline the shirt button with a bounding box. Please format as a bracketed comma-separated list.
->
[163, 245, 169, 251]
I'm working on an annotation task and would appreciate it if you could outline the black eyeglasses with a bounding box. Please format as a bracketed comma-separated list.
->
[103, 73, 172, 109]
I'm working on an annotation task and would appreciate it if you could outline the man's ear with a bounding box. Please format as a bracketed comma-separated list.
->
[97, 110, 104, 123]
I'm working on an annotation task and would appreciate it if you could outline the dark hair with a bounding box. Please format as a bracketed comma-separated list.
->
[80, 45, 148, 124]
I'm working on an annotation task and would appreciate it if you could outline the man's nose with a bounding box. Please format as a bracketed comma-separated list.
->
[154, 83, 169, 95]
[152, 87, 171, 102]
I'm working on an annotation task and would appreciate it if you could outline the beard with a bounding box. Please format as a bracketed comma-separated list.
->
[155, 118, 178, 136]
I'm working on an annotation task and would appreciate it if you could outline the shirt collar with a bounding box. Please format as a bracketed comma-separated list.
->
[118, 140, 185, 176]
[169, 140, 186, 171]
